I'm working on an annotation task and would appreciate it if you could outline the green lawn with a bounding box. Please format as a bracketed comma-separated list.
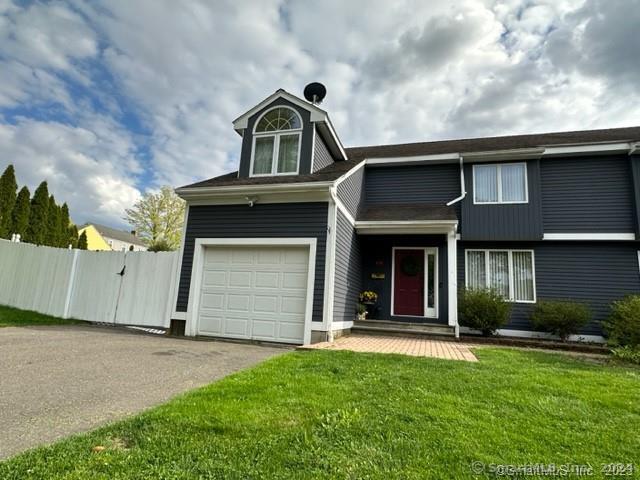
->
[0, 305, 85, 327]
[1, 348, 639, 479]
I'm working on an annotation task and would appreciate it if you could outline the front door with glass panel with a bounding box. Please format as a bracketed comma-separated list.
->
[392, 248, 438, 318]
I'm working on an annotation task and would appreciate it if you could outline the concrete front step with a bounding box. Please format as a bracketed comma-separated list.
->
[352, 319, 456, 338]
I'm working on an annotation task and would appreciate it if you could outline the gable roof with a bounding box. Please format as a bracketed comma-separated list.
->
[177, 126, 640, 191]
[82, 223, 146, 247]
[346, 126, 640, 161]
[232, 89, 347, 161]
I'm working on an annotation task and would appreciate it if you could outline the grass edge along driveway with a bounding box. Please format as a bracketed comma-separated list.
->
[0, 305, 85, 328]
[1, 347, 639, 479]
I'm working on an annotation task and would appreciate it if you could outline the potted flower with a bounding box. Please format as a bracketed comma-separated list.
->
[359, 291, 379, 319]
[356, 303, 367, 320]
[359, 291, 378, 305]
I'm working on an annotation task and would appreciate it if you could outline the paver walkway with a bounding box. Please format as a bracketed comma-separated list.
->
[306, 334, 478, 362]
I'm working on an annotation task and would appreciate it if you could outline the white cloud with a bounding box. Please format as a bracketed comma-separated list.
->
[0, 0, 638, 229]
[0, 118, 140, 226]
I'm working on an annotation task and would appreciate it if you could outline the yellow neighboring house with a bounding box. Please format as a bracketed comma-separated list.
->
[78, 223, 147, 252]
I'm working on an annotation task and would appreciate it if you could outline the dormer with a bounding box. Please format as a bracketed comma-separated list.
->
[232, 89, 347, 178]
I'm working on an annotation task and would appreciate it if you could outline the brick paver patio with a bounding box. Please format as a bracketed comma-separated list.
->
[305, 334, 478, 362]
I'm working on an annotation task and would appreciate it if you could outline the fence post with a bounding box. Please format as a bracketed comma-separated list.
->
[63, 249, 80, 319]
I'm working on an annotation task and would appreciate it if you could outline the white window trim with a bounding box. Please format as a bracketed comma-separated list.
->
[472, 162, 529, 205]
[249, 106, 303, 177]
[391, 247, 439, 319]
[465, 249, 536, 303]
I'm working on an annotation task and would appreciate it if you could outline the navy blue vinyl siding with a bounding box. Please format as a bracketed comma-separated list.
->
[337, 166, 365, 218]
[333, 210, 362, 323]
[541, 155, 635, 233]
[458, 241, 640, 336]
[238, 98, 314, 178]
[361, 235, 449, 324]
[630, 155, 640, 235]
[176, 203, 328, 323]
[461, 160, 543, 240]
[364, 163, 461, 220]
[313, 128, 334, 172]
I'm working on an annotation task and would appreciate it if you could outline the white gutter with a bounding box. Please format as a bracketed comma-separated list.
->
[629, 142, 639, 155]
[446, 155, 466, 206]
[175, 181, 335, 199]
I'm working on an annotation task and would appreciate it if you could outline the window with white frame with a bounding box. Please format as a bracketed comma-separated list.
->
[466, 249, 536, 302]
[251, 107, 302, 176]
[473, 163, 528, 204]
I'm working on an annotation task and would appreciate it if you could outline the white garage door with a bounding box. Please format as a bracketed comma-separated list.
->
[196, 245, 310, 344]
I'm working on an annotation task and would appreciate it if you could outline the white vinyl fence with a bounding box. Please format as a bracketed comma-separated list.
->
[0, 239, 178, 328]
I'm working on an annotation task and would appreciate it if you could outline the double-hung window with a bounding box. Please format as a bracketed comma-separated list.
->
[473, 163, 528, 203]
[466, 249, 536, 302]
[251, 107, 302, 176]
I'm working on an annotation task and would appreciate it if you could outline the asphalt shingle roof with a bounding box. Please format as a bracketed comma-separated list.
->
[179, 126, 640, 190]
[83, 223, 146, 247]
[358, 204, 458, 222]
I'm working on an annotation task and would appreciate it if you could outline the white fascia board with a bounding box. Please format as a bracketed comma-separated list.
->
[365, 153, 460, 165]
[542, 142, 633, 157]
[361, 142, 636, 166]
[232, 90, 327, 131]
[333, 160, 366, 187]
[355, 220, 458, 235]
[543, 233, 637, 241]
[317, 118, 348, 160]
[176, 181, 334, 199]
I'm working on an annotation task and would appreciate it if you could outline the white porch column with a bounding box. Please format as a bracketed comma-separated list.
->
[447, 229, 459, 337]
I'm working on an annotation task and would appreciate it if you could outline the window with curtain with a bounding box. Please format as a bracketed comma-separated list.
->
[466, 249, 535, 302]
[473, 163, 527, 204]
[251, 107, 302, 176]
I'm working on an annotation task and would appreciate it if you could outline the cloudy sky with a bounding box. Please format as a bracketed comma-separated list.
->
[0, 0, 638, 227]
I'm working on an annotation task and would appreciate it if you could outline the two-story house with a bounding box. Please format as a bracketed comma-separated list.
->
[170, 88, 640, 345]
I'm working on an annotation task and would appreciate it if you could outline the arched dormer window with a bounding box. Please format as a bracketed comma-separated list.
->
[250, 107, 302, 176]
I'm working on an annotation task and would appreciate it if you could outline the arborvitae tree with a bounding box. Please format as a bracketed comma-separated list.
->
[11, 186, 30, 239]
[77, 230, 88, 250]
[45, 195, 60, 246]
[0, 165, 18, 238]
[59, 203, 71, 247]
[25, 181, 49, 245]
[68, 224, 79, 249]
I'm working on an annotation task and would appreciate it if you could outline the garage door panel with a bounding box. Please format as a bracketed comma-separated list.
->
[197, 245, 310, 344]
[281, 296, 306, 314]
[257, 249, 282, 264]
[252, 320, 277, 338]
[227, 294, 250, 312]
[254, 295, 278, 313]
[201, 292, 224, 309]
[279, 322, 305, 341]
[231, 249, 254, 264]
[203, 270, 226, 287]
[255, 271, 280, 288]
[199, 314, 223, 334]
[223, 317, 249, 336]
[229, 271, 252, 287]
[283, 272, 307, 289]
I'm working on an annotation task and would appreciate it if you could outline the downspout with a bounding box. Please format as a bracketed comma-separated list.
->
[446, 155, 466, 206]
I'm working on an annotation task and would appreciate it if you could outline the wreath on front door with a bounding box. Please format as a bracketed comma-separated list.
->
[401, 255, 421, 276]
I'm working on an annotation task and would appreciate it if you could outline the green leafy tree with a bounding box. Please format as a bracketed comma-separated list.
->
[0, 165, 18, 238]
[11, 186, 30, 239]
[77, 230, 88, 250]
[25, 181, 49, 245]
[125, 186, 185, 250]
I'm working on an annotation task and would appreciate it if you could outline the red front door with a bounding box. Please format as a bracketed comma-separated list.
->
[393, 249, 424, 316]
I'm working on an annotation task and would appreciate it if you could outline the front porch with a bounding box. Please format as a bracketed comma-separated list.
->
[348, 203, 459, 336]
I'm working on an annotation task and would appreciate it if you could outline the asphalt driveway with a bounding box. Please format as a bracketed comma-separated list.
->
[0, 324, 286, 459]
